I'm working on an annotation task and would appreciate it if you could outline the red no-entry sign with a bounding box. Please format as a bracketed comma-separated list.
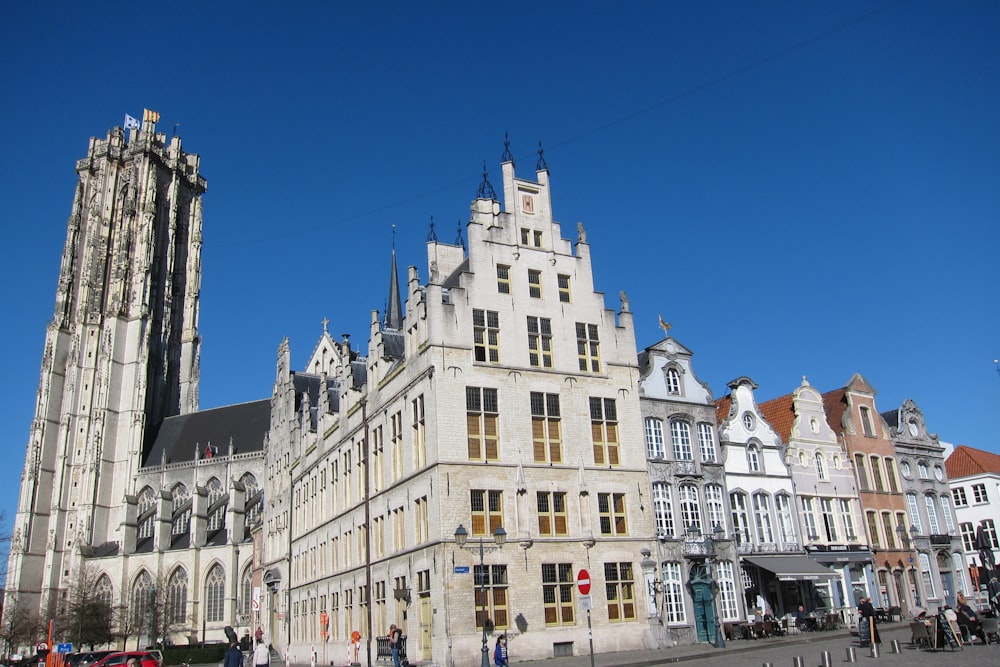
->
[577, 569, 591, 595]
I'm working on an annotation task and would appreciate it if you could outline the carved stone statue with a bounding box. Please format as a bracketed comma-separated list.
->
[577, 222, 587, 243]
[619, 291, 630, 312]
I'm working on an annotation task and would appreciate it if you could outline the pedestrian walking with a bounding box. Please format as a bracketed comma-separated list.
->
[254, 639, 270, 667]
[493, 635, 508, 667]
[388, 624, 403, 667]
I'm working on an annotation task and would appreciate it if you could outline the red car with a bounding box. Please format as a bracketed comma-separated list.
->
[89, 652, 161, 667]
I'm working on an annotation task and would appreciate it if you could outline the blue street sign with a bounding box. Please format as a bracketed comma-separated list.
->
[56, 644, 72, 654]
[454, 566, 470, 574]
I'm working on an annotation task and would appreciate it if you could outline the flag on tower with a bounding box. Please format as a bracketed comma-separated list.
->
[124, 114, 140, 130]
[143, 108, 160, 123]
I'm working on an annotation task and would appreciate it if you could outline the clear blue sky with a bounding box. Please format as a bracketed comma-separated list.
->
[2, 1, 998, 544]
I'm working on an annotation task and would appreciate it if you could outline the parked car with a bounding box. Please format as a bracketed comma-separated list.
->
[70, 652, 114, 667]
[90, 652, 160, 667]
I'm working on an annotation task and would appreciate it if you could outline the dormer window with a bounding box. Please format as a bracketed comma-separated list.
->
[747, 443, 762, 472]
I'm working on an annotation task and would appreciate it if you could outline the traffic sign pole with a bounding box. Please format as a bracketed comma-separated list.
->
[578, 569, 595, 667]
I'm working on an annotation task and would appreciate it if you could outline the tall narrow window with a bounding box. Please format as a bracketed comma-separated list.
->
[167, 568, 188, 625]
[471, 490, 503, 536]
[982, 519, 999, 548]
[645, 418, 665, 459]
[171, 484, 191, 536]
[730, 492, 751, 545]
[496, 264, 511, 294]
[753, 493, 774, 543]
[412, 394, 426, 469]
[537, 492, 568, 536]
[776, 494, 796, 543]
[576, 322, 601, 373]
[137, 487, 156, 541]
[531, 392, 562, 463]
[747, 444, 761, 472]
[924, 495, 940, 533]
[662, 562, 686, 624]
[859, 406, 875, 437]
[855, 454, 870, 491]
[919, 553, 936, 598]
[815, 453, 826, 480]
[679, 485, 701, 532]
[866, 511, 881, 548]
[671, 421, 693, 461]
[800, 497, 818, 539]
[527, 316, 553, 368]
[205, 564, 226, 623]
[705, 485, 725, 532]
[390, 411, 403, 481]
[652, 482, 674, 538]
[870, 456, 885, 491]
[698, 423, 717, 463]
[906, 493, 922, 533]
[474, 565, 509, 630]
[884, 459, 899, 492]
[541, 563, 575, 626]
[940, 495, 956, 533]
[604, 562, 636, 622]
[960, 522, 976, 552]
[665, 368, 681, 394]
[716, 561, 739, 621]
[820, 498, 838, 541]
[839, 499, 857, 539]
[466, 387, 499, 461]
[472, 309, 500, 363]
[206, 477, 226, 533]
[881, 512, 896, 548]
[527, 269, 542, 298]
[598, 493, 628, 535]
[590, 397, 619, 466]
[557, 274, 571, 303]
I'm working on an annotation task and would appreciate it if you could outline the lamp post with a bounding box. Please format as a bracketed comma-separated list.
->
[454, 525, 506, 667]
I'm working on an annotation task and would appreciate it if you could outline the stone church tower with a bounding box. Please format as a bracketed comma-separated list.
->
[6, 120, 206, 614]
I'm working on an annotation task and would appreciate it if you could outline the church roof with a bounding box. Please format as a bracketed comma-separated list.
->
[143, 399, 271, 467]
[945, 445, 1000, 479]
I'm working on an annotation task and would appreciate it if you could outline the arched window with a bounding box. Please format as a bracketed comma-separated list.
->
[730, 492, 751, 545]
[665, 368, 681, 395]
[798, 451, 807, 468]
[924, 494, 940, 534]
[940, 494, 956, 533]
[653, 482, 674, 538]
[679, 484, 701, 532]
[131, 570, 153, 627]
[906, 493, 922, 533]
[747, 443, 761, 472]
[242, 472, 263, 527]
[752, 492, 774, 543]
[644, 418, 665, 459]
[671, 421, 692, 461]
[919, 553, 936, 598]
[137, 487, 156, 541]
[661, 562, 685, 624]
[705, 484, 725, 531]
[815, 453, 826, 480]
[172, 483, 191, 536]
[698, 423, 716, 463]
[917, 461, 929, 480]
[715, 561, 739, 621]
[240, 566, 253, 617]
[204, 564, 226, 623]
[207, 477, 226, 533]
[167, 567, 188, 625]
[95, 574, 113, 607]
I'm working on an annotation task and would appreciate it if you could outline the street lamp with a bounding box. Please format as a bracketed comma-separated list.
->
[454, 524, 506, 667]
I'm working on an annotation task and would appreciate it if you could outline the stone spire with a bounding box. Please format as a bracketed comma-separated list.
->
[385, 226, 403, 331]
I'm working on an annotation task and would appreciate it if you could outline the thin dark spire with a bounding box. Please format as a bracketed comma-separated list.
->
[455, 220, 465, 251]
[476, 161, 497, 200]
[427, 215, 437, 242]
[536, 140, 548, 171]
[501, 132, 515, 167]
[385, 225, 403, 331]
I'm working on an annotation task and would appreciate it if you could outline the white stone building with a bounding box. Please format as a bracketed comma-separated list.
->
[945, 445, 1000, 599]
[265, 144, 656, 666]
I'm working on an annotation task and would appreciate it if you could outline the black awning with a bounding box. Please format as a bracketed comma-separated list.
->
[744, 555, 839, 581]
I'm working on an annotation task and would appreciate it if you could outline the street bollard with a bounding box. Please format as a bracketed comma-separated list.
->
[793, 657, 804, 667]
[890, 640, 900, 654]
[845, 647, 856, 663]
[870, 642, 879, 659]
[821, 650, 831, 667]
[763, 663, 773, 667]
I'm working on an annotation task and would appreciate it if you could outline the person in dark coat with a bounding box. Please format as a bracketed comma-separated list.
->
[224, 643, 244, 667]
[956, 592, 986, 643]
[859, 597, 880, 645]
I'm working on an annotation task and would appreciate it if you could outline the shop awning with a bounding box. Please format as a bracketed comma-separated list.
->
[744, 555, 839, 581]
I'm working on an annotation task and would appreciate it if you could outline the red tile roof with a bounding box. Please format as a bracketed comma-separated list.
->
[822, 387, 848, 435]
[758, 393, 795, 442]
[715, 395, 732, 425]
[945, 445, 1000, 479]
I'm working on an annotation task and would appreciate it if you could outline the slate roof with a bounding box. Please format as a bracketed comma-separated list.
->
[821, 387, 849, 435]
[143, 399, 271, 467]
[881, 409, 900, 430]
[945, 445, 1000, 479]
